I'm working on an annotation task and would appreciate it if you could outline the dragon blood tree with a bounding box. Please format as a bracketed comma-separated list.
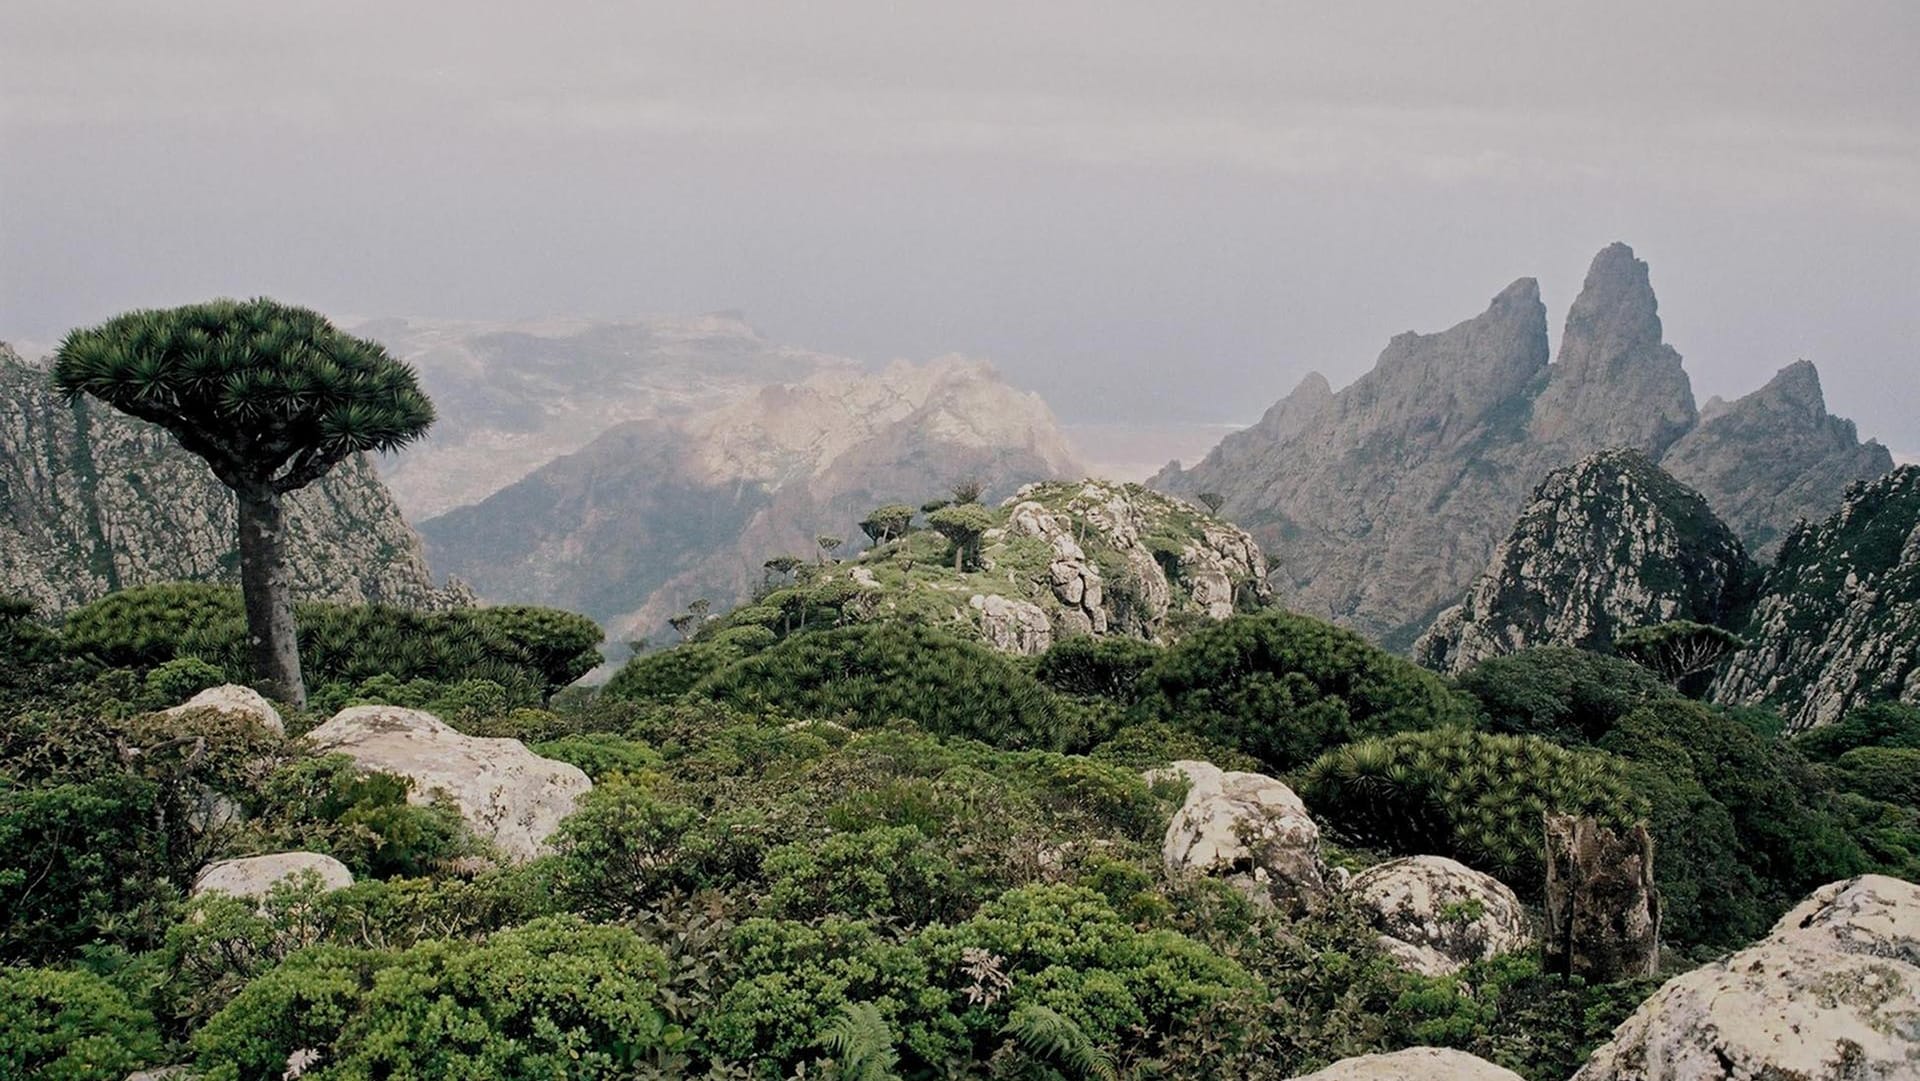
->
[54, 299, 434, 706]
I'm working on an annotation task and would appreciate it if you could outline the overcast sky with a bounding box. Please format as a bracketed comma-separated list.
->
[3, 2, 1915, 451]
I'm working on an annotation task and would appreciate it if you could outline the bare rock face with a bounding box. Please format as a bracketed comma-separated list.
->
[163, 684, 285, 737]
[1350, 856, 1531, 977]
[303, 705, 591, 863]
[0, 343, 468, 617]
[1415, 451, 1753, 673]
[969, 593, 1053, 655]
[1713, 466, 1920, 731]
[1573, 875, 1920, 1081]
[1154, 760, 1324, 902]
[191, 852, 353, 901]
[1544, 816, 1661, 983]
[1663, 361, 1893, 559]
[1289, 1047, 1525, 1081]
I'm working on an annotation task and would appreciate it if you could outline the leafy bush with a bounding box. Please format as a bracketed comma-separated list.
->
[694, 623, 1081, 751]
[554, 778, 755, 919]
[1790, 701, 1920, 763]
[531, 733, 663, 781]
[1033, 635, 1161, 704]
[193, 918, 675, 1081]
[247, 755, 476, 878]
[763, 826, 972, 924]
[1455, 647, 1674, 744]
[140, 656, 229, 710]
[466, 604, 604, 696]
[1086, 721, 1262, 773]
[604, 642, 742, 704]
[1834, 747, 1920, 807]
[0, 966, 163, 1081]
[1145, 611, 1477, 771]
[1302, 728, 1642, 888]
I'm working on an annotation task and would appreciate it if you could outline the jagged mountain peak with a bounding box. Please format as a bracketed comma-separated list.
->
[1564, 242, 1663, 358]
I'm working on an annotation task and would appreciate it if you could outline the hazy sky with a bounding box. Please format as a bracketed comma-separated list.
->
[4, 2, 1916, 451]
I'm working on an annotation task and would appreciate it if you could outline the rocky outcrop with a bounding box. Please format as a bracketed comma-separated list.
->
[969, 594, 1053, 655]
[163, 684, 285, 737]
[1289, 1047, 1525, 1081]
[1573, 874, 1920, 1081]
[1664, 361, 1893, 559]
[1153, 244, 1885, 648]
[1349, 856, 1531, 977]
[1154, 760, 1324, 903]
[192, 852, 353, 901]
[1713, 467, 1920, 731]
[0, 343, 467, 616]
[1415, 451, 1753, 673]
[302, 705, 591, 863]
[421, 355, 1081, 644]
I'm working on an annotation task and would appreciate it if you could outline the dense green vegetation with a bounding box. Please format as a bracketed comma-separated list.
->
[3, 586, 1915, 1079]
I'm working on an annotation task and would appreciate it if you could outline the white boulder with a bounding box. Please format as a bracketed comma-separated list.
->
[303, 705, 591, 863]
[164, 684, 284, 736]
[1573, 874, 1920, 1081]
[192, 852, 352, 901]
[1154, 760, 1324, 900]
[1289, 1047, 1525, 1081]
[1350, 855, 1531, 977]
[969, 593, 1054, 655]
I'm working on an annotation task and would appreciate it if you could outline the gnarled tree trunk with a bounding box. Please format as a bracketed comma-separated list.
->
[1543, 814, 1659, 982]
[236, 484, 305, 707]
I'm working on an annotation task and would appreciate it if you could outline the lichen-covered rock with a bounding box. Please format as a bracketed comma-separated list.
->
[1350, 856, 1530, 976]
[1154, 760, 1324, 902]
[1289, 1047, 1525, 1081]
[1415, 451, 1753, 673]
[163, 684, 285, 736]
[0, 343, 470, 617]
[191, 852, 353, 901]
[969, 593, 1053, 655]
[303, 705, 591, 862]
[1713, 466, 1920, 731]
[1573, 874, 1920, 1081]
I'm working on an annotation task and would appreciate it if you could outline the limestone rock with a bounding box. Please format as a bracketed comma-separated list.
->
[969, 593, 1053, 655]
[1415, 451, 1753, 673]
[192, 852, 353, 901]
[1573, 874, 1920, 1081]
[1349, 856, 1530, 977]
[1713, 466, 1920, 731]
[163, 684, 285, 736]
[1289, 1047, 1525, 1081]
[1663, 361, 1893, 559]
[303, 705, 591, 862]
[0, 343, 468, 616]
[1155, 760, 1324, 901]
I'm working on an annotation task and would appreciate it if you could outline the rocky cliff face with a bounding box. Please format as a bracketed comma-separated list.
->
[1663, 361, 1894, 559]
[421, 356, 1083, 644]
[1153, 243, 1887, 648]
[358, 314, 851, 518]
[1713, 466, 1920, 731]
[1415, 451, 1753, 673]
[0, 343, 466, 615]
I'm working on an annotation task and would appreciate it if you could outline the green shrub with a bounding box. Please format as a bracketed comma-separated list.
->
[604, 642, 740, 704]
[554, 778, 755, 919]
[1145, 611, 1475, 771]
[466, 604, 604, 696]
[1302, 728, 1642, 888]
[694, 623, 1081, 751]
[531, 733, 663, 782]
[0, 966, 163, 1081]
[141, 656, 230, 710]
[1791, 702, 1920, 763]
[248, 755, 476, 878]
[1834, 747, 1920, 807]
[1455, 647, 1674, 744]
[0, 775, 180, 962]
[1033, 636, 1161, 704]
[194, 918, 675, 1081]
[763, 826, 972, 924]
[63, 582, 246, 671]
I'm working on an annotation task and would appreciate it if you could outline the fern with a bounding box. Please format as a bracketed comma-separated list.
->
[818, 1001, 902, 1081]
[1000, 1004, 1118, 1081]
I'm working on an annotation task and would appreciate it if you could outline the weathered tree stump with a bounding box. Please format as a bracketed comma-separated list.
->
[1543, 814, 1660, 982]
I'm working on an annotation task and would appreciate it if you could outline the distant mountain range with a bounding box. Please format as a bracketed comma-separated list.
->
[1151, 243, 1892, 648]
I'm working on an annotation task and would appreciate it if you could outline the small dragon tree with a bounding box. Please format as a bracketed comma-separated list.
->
[1613, 620, 1745, 689]
[54, 299, 434, 706]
